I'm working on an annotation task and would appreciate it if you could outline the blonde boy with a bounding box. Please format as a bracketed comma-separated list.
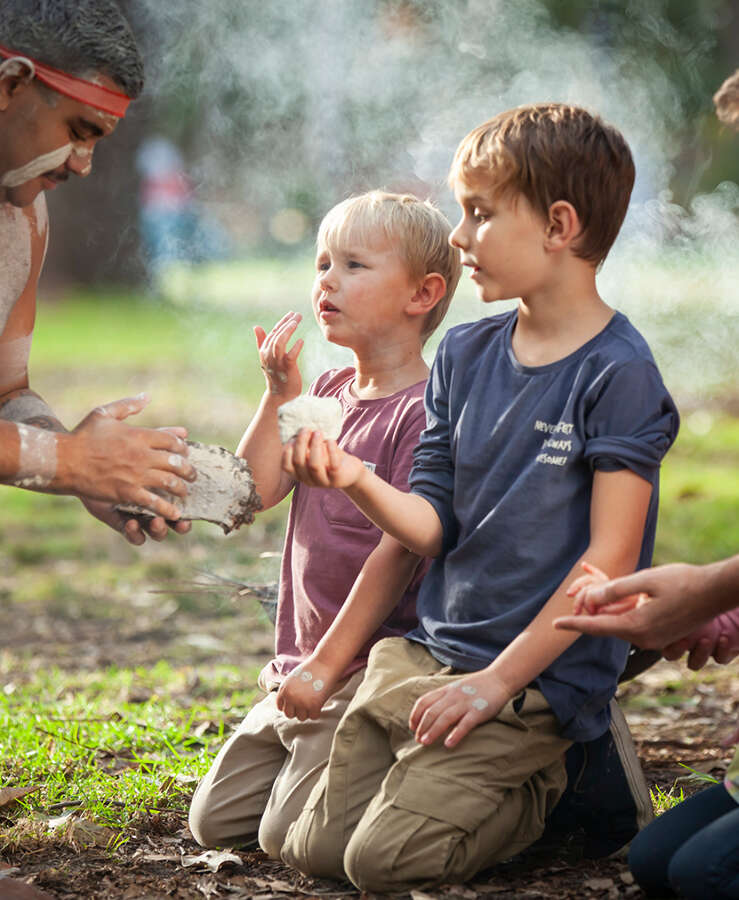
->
[280, 104, 679, 891]
[188, 191, 461, 856]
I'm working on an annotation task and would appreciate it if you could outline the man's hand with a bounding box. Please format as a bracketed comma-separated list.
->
[276, 658, 339, 721]
[661, 612, 739, 670]
[555, 562, 739, 668]
[59, 394, 196, 519]
[81, 497, 192, 546]
[409, 670, 511, 749]
[282, 429, 366, 489]
[255, 312, 303, 400]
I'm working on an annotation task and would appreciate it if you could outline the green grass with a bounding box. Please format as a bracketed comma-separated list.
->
[0, 662, 259, 845]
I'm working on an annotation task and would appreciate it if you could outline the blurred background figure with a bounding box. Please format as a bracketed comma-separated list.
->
[136, 136, 230, 289]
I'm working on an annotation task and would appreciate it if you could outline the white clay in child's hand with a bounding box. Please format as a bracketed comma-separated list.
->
[461, 685, 477, 695]
[472, 697, 489, 710]
[312, 680, 325, 692]
[277, 395, 343, 444]
[300, 670, 313, 682]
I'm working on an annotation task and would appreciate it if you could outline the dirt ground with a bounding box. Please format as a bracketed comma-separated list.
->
[1, 579, 736, 900]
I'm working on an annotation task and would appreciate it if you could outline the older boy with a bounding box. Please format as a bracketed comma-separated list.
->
[280, 104, 679, 892]
[188, 191, 461, 857]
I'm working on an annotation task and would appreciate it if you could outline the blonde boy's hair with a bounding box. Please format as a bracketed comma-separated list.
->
[317, 191, 462, 342]
[450, 103, 635, 267]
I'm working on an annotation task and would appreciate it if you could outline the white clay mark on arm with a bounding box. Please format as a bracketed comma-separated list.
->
[10, 424, 57, 488]
[0, 391, 56, 424]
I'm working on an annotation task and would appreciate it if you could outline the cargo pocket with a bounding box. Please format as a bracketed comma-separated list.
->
[350, 766, 501, 887]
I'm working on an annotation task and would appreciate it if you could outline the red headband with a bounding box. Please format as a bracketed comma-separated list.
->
[0, 44, 130, 117]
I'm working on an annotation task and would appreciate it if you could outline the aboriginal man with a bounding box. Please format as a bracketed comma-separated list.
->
[0, 0, 195, 544]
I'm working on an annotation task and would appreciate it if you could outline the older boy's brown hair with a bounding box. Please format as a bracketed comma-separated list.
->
[449, 103, 635, 267]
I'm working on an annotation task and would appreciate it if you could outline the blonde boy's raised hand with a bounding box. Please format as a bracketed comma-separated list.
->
[276, 656, 339, 721]
[255, 311, 304, 401]
[409, 670, 512, 749]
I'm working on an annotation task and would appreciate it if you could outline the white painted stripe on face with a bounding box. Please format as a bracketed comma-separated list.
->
[0, 143, 72, 188]
[12, 423, 56, 488]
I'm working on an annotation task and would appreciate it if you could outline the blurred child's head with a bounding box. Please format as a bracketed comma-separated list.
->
[317, 190, 461, 342]
[449, 103, 635, 267]
[713, 69, 739, 131]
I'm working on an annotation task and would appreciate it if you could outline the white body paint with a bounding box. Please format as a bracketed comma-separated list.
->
[33, 191, 48, 239]
[0, 205, 32, 332]
[0, 335, 33, 385]
[12, 423, 57, 488]
[0, 142, 73, 188]
[0, 392, 53, 423]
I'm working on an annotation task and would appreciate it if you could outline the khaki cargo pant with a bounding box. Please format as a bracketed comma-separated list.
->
[188, 670, 365, 858]
[282, 638, 571, 893]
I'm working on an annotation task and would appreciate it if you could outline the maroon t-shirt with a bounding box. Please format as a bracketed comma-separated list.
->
[260, 367, 428, 687]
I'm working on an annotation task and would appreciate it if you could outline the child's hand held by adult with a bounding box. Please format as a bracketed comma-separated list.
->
[567, 560, 643, 616]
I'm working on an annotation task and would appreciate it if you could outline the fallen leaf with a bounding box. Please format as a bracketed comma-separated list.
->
[44, 811, 116, 847]
[181, 849, 243, 872]
[0, 785, 41, 808]
[584, 878, 615, 890]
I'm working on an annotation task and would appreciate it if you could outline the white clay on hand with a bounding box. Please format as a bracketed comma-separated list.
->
[277, 395, 342, 444]
[461, 685, 477, 695]
[300, 670, 313, 682]
[312, 679, 324, 692]
[472, 697, 489, 711]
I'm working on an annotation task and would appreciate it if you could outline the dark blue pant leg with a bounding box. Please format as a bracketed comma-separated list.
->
[668, 789, 739, 899]
[629, 783, 737, 897]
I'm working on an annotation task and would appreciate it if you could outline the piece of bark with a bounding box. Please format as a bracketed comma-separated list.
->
[116, 441, 261, 534]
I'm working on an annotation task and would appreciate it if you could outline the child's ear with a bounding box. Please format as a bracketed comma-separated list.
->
[544, 200, 582, 252]
[407, 273, 447, 317]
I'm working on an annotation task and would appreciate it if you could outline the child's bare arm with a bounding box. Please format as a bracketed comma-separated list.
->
[282, 430, 443, 556]
[409, 468, 653, 748]
[237, 312, 303, 508]
[276, 533, 422, 720]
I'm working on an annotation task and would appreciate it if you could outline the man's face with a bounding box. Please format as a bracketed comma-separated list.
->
[0, 73, 120, 208]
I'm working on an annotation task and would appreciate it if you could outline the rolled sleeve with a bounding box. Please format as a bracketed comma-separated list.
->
[584, 359, 679, 483]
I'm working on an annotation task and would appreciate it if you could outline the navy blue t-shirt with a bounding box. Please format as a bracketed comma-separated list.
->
[408, 310, 679, 741]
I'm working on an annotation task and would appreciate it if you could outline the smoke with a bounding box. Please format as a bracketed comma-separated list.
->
[126, 0, 737, 404]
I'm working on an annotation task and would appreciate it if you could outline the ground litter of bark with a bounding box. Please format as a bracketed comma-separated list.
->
[1, 580, 736, 900]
